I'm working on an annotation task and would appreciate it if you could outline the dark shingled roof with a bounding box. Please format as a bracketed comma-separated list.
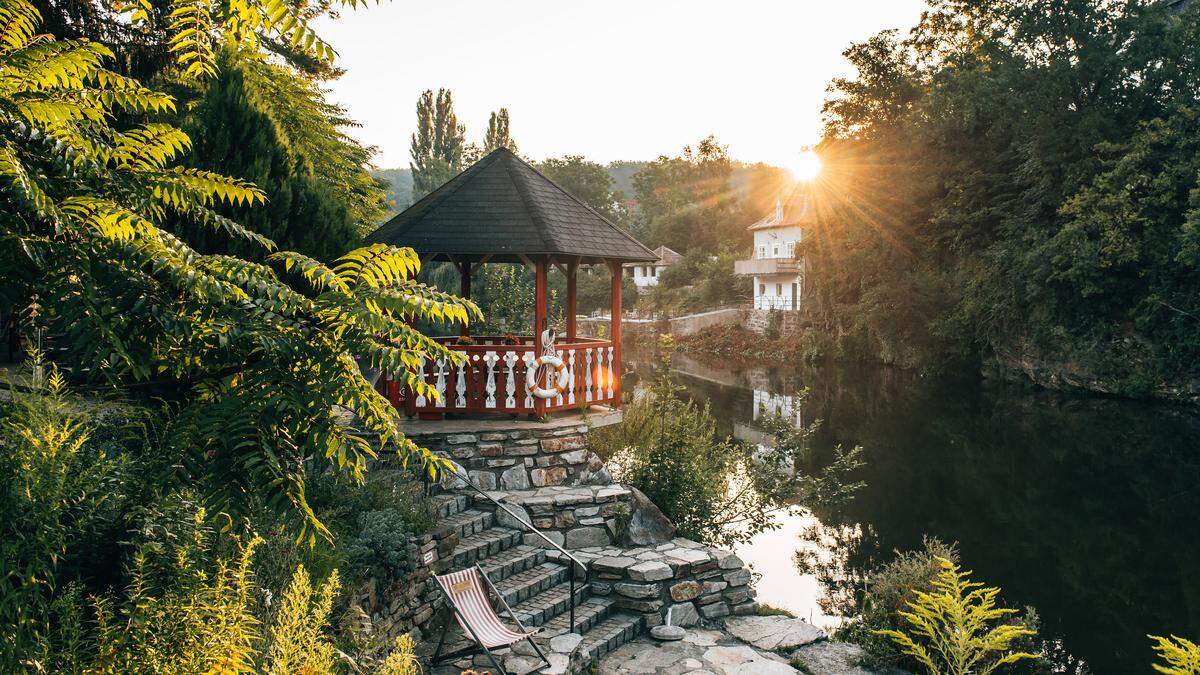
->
[366, 148, 657, 264]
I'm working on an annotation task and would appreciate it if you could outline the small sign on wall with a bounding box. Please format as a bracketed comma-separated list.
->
[422, 550, 436, 565]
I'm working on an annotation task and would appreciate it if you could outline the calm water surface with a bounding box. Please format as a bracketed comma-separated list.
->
[625, 351, 1200, 674]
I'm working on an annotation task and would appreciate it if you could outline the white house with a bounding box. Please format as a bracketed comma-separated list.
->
[624, 245, 683, 288]
[734, 196, 809, 310]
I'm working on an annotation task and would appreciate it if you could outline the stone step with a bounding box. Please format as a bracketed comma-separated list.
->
[493, 562, 569, 607]
[539, 596, 615, 638]
[451, 527, 522, 568]
[478, 544, 547, 583]
[508, 579, 592, 628]
[575, 613, 644, 667]
[431, 493, 470, 518]
[440, 508, 494, 539]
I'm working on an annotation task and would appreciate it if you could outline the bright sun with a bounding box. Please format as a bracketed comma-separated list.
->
[786, 150, 822, 182]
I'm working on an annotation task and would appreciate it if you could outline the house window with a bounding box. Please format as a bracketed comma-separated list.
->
[759, 283, 765, 295]
[650, 266, 657, 277]
[757, 245, 766, 259]
[785, 242, 795, 257]
[776, 283, 782, 295]
[772, 243, 780, 257]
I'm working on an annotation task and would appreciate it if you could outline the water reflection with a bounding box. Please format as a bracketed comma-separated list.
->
[625, 350, 1200, 674]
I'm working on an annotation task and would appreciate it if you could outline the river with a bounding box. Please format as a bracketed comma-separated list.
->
[624, 350, 1200, 674]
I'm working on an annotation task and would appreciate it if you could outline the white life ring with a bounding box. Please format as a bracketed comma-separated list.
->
[526, 354, 570, 400]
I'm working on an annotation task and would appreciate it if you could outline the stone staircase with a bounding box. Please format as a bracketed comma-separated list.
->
[430, 493, 644, 674]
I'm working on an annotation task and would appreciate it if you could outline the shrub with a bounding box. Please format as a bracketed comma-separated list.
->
[344, 509, 420, 583]
[0, 362, 127, 669]
[836, 537, 962, 668]
[264, 565, 340, 674]
[874, 557, 1038, 675]
[1149, 634, 1200, 674]
[596, 343, 862, 548]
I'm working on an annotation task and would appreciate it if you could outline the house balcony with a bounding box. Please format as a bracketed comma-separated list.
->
[734, 257, 800, 276]
[375, 335, 618, 418]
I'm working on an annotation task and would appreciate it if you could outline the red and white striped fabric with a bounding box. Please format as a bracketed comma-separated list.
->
[435, 567, 536, 649]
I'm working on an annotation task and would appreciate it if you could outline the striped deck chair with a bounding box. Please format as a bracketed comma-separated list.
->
[430, 566, 549, 674]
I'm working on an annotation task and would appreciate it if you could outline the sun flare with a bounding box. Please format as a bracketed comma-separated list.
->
[786, 150, 822, 182]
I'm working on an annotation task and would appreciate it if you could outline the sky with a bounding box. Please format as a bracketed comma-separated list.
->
[314, 0, 928, 171]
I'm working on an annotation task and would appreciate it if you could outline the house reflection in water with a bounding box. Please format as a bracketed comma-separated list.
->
[733, 389, 804, 448]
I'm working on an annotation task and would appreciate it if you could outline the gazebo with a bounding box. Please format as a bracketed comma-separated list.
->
[366, 148, 657, 418]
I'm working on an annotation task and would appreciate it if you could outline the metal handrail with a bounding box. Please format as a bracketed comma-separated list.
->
[450, 468, 589, 629]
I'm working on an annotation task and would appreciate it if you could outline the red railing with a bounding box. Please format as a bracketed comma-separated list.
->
[377, 336, 618, 417]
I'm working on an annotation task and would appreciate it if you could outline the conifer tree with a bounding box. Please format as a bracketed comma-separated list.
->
[410, 89, 465, 199]
[484, 108, 517, 154]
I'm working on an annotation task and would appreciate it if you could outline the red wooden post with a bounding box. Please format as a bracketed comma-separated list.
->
[609, 261, 622, 406]
[534, 259, 549, 418]
[458, 261, 471, 339]
[566, 262, 578, 340]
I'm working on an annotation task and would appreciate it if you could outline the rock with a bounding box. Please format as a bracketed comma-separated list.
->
[669, 602, 700, 627]
[699, 601, 730, 619]
[468, 470, 497, 490]
[724, 616, 827, 651]
[578, 464, 613, 486]
[723, 569, 752, 587]
[650, 624, 686, 641]
[593, 555, 637, 575]
[500, 464, 530, 490]
[495, 502, 532, 531]
[560, 449, 589, 464]
[700, 645, 797, 674]
[542, 652, 570, 674]
[628, 560, 673, 582]
[564, 526, 609, 549]
[670, 580, 702, 602]
[531, 466, 568, 487]
[614, 582, 660, 599]
[445, 434, 479, 445]
[502, 654, 542, 674]
[623, 487, 677, 546]
[788, 641, 873, 675]
[713, 549, 745, 570]
[550, 632, 583, 654]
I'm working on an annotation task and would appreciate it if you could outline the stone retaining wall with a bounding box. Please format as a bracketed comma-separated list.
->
[744, 308, 805, 335]
[347, 497, 466, 640]
[477, 485, 634, 550]
[404, 417, 615, 492]
[572, 540, 757, 630]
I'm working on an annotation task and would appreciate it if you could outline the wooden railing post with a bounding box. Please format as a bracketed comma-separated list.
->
[609, 261, 622, 406]
[534, 260, 548, 418]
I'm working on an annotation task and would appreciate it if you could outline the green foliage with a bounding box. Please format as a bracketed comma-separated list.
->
[410, 88, 465, 200]
[640, 247, 750, 316]
[375, 167, 414, 217]
[811, 0, 1200, 392]
[181, 58, 372, 258]
[631, 136, 758, 255]
[0, 361, 127, 669]
[344, 509, 419, 583]
[484, 108, 517, 154]
[0, 1, 479, 541]
[597, 345, 862, 547]
[537, 155, 628, 225]
[874, 557, 1038, 675]
[264, 565, 340, 675]
[60, 505, 263, 674]
[1149, 634, 1200, 675]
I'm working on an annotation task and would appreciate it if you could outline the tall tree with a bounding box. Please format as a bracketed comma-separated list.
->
[536, 155, 627, 225]
[181, 57, 383, 259]
[808, 0, 1200, 393]
[483, 108, 517, 153]
[410, 89, 465, 199]
[631, 136, 756, 254]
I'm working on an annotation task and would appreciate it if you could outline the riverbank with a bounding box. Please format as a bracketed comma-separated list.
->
[672, 324, 1200, 405]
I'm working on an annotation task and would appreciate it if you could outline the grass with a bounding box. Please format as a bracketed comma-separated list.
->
[755, 603, 797, 618]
